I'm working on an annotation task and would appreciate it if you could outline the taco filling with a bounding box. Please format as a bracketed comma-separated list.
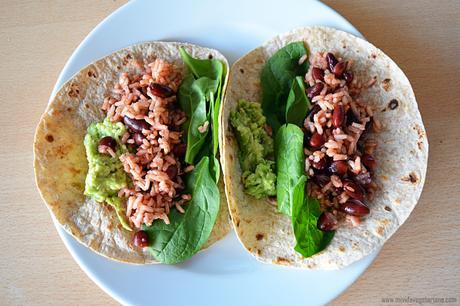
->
[83, 48, 226, 262]
[229, 43, 380, 258]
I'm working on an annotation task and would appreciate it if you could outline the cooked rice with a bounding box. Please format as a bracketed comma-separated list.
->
[102, 58, 190, 229]
[304, 51, 379, 219]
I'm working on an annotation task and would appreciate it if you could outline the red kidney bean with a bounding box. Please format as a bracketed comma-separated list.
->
[313, 174, 330, 187]
[362, 154, 377, 170]
[133, 133, 145, 146]
[149, 82, 175, 98]
[309, 132, 324, 148]
[133, 230, 149, 247]
[332, 104, 344, 128]
[307, 104, 321, 119]
[312, 158, 327, 170]
[339, 199, 370, 217]
[307, 83, 324, 99]
[329, 160, 348, 176]
[333, 61, 347, 77]
[172, 143, 187, 157]
[165, 165, 178, 179]
[99, 136, 117, 151]
[326, 52, 338, 71]
[343, 180, 365, 201]
[317, 212, 338, 231]
[123, 116, 150, 133]
[311, 67, 324, 82]
[343, 71, 353, 84]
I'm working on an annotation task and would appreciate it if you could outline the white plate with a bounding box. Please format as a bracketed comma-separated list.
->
[51, 0, 379, 305]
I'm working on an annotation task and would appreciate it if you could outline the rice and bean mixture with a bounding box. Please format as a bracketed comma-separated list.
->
[101, 59, 191, 229]
[302, 52, 380, 230]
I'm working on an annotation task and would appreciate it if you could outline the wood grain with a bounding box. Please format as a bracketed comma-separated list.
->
[0, 0, 458, 305]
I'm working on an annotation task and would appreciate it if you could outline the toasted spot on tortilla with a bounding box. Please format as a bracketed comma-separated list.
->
[381, 175, 389, 181]
[85, 103, 90, 108]
[256, 233, 264, 241]
[256, 248, 262, 255]
[376, 226, 385, 236]
[239, 68, 244, 74]
[122, 53, 132, 65]
[339, 245, 346, 252]
[45, 134, 54, 142]
[275, 257, 291, 265]
[384, 205, 392, 212]
[208, 54, 213, 59]
[371, 54, 376, 59]
[68, 83, 80, 98]
[68, 167, 81, 175]
[244, 218, 252, 224]
[402, 172, 418, 184]
[229, 154, 233, 161]
[87, 69, 97, 78]
[389, 99, 399, 110]
[382, 78, 391, 91]
[394, 198, 402, 205]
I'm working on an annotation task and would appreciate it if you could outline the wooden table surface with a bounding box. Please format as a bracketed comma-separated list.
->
[1, 0, 459, 305]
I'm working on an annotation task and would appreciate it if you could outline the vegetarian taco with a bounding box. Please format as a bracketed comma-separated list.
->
[220, 27, 428, 269]
[34, 42, 230, 264]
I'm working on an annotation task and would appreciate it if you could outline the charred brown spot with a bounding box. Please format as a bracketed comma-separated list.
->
[85, 104, 90, 108]
[376, 226, 384, 236]
[122, 54, 132, 65]
[68, 167, 81, 175]
[402, 172, 418, 184]
[342, 45, 347, 49]
[371, 54, 376, 59]
[208, 54, 213, 59]
[389, 99, 399, 110]
[384, 206, 392, 212]
[68, 83, 80, 98]
[275, 257, 291, 265]
[66, 107, 72, 112]
[256, 249, 262, 255]
[394, 198, 401, 205]
[338, 245, 346, 252]
[87, 70, 97, 78]
[236, 219, 240, 227]
[256, 233, 264, 241]
[106, 204, 113, 212]
[239, 68, 244, 74]
[45, 134, 54, 142]
[382, 78, 391, 91]
[229, 154, 233, 161]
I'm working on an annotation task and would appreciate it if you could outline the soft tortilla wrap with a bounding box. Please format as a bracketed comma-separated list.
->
[220, 26, 428, 269]
[34, 42, 231, 264]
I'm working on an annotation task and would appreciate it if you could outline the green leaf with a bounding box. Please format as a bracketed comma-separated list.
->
[179, 47, 224, 82]
[292, 178, 335, 257]
[143, 157, 220, 264]
[275, 124, 304, 215]
[178, 77, 218, 164]
[285, 76, 311, 127]
[261, 42, 309, 131]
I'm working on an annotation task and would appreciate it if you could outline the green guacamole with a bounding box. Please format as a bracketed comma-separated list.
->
[229, 100, 276, 198]
[84, 118, 131, 230]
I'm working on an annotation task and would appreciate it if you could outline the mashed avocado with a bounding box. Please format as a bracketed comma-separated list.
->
[84, 118, 131, 230]
[229, 100, 276, 198]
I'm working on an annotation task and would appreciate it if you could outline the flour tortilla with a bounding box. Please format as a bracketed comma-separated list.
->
[34, 42, 231, 264]
[220, 26, 428, 269]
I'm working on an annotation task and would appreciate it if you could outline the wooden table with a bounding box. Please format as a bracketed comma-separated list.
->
[1, 0, 459, 305]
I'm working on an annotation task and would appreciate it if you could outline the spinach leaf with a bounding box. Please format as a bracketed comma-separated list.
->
[179, 47, 224, 83]
[292, 177, 335, 257]
[178, 47, 224, 166]
[285, 76, 311, 127]
[143, 157, 220, 264]
[261, 42, 309, 131]
[275, 124, 304, 215]
[178, 77, 218, 164]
